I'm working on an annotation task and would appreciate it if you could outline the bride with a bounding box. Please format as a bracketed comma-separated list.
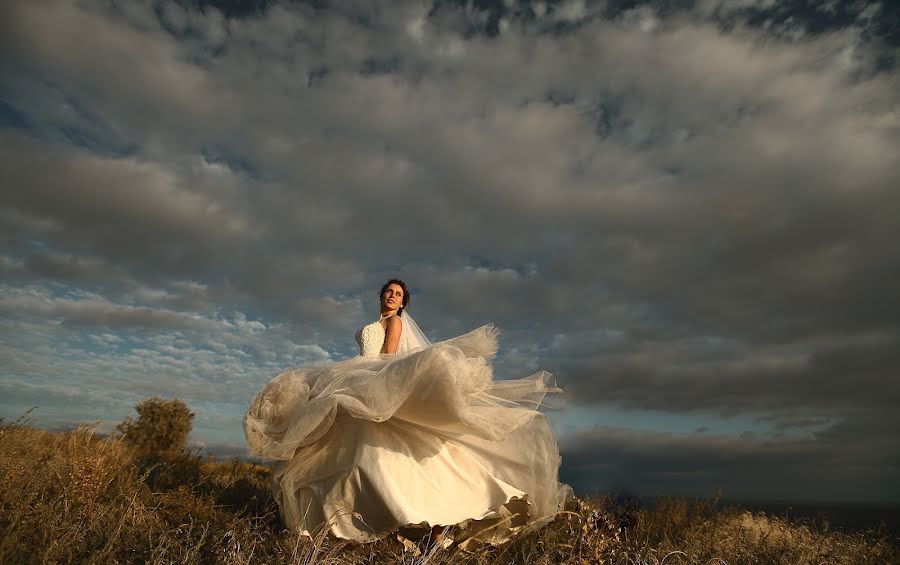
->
[244, 279, 570, 548]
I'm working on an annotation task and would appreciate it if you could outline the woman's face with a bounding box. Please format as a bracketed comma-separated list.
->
[381, 283, 405, 311]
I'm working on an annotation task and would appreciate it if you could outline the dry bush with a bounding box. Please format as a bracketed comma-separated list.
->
[116, 397, 194, 455]
[571, 494, 900, 565]
[1, 408, 897, 564]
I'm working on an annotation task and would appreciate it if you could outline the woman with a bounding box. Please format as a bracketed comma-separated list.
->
[244, 279, 570, 548]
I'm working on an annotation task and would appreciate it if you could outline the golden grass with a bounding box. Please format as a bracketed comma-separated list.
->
[1, 420, 896, 564]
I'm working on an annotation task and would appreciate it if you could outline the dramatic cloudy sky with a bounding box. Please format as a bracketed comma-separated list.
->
[2, 0, 898, 503]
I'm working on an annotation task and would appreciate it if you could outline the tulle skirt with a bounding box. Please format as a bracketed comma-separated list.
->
[244, 325, 570, 547]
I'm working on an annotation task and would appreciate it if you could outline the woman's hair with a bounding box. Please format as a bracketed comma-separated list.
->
[380, 278, 410, 316]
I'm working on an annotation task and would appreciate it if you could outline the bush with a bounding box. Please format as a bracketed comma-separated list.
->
[116, 397, 194, 455]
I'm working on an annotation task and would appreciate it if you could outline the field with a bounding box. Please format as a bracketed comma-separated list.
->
[1, 420, 897, 564]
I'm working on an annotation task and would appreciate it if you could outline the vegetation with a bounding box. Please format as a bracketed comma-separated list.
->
[116, 397, 194, 455]
[0, 403, 896, 564]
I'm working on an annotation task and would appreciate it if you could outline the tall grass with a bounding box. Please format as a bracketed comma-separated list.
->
[1, 419, 896, 564]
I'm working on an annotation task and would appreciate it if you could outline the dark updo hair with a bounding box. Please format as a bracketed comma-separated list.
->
[380, 278, 410, 316]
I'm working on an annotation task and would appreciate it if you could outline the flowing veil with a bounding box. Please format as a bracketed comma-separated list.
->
[396, 310, 431, 353]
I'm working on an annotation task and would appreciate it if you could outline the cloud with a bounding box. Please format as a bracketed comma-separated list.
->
[561, 424, 900, 502]
[1, 0, 898, 499]
[0, 283, 331, 433]
[0, 0, 217, 141]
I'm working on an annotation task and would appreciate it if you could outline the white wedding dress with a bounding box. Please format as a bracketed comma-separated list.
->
[244, 313, 570, 547]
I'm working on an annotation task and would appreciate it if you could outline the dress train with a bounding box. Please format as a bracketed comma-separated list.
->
[244, 325, 570, 546]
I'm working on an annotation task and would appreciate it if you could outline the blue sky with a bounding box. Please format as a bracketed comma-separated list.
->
[1, 0, 899, 503]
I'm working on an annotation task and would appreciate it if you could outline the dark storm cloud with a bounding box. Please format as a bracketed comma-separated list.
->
[560, 423, 900, 502]
[1, 0, 899, 499]
[552, 332, 900, 413]
[23, 250, 110, 281]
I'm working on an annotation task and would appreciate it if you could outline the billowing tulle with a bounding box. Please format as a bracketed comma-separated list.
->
[244, 325, 571, 545]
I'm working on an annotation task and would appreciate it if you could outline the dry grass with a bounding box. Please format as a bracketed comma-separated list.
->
[1, 419, 896, 564]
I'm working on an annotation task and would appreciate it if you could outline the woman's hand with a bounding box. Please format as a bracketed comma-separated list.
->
[381, 315, 402, 354]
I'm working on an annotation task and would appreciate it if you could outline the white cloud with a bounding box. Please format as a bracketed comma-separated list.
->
[554, 0, 588, 24]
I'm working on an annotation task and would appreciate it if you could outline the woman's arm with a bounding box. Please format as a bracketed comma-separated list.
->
[381, 315, 402, 354]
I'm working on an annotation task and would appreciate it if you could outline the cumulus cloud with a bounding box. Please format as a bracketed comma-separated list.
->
[1, 0, 898, 499]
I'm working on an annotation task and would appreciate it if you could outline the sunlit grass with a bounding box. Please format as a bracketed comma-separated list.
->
[1, 418, 896, 564]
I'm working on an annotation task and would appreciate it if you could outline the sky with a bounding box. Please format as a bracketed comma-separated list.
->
[1, 0, 899, 504]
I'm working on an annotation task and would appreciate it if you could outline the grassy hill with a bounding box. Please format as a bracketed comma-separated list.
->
[1, 420, 896, 564]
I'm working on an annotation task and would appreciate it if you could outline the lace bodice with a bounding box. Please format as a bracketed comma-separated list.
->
[355, 320, 386, 357]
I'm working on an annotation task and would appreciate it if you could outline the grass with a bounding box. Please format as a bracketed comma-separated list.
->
[1, 419, 897, 564]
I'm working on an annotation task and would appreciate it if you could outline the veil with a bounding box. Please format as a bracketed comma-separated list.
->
[396, 310, 431, 354]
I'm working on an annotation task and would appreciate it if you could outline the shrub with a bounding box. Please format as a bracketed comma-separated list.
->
[116, 397, 194, 455]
